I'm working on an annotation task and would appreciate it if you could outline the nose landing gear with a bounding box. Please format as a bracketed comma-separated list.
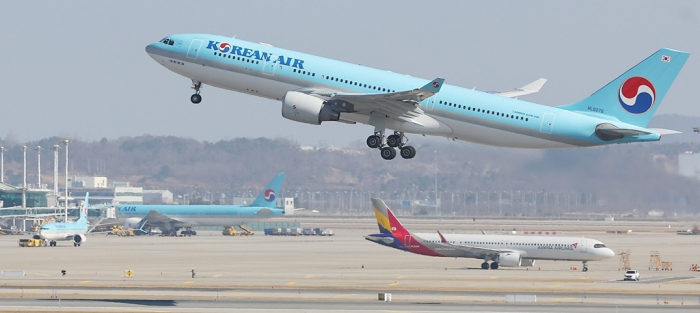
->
[190, 80, 202, 104]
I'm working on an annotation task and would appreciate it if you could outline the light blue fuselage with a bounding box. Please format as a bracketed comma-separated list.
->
[145, 34, 669, 148]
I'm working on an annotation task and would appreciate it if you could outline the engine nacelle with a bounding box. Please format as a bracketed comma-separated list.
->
[73, 233, 87, 244]
[124, 217, 142, 229]
[521, 258, 536, 267]
[281, 91, 339, 125]
[498, 252, 522, 267]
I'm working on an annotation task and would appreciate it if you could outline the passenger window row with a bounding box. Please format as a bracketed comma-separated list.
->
[322, 75, 396, 93]
[213, 52, 260, 65]
[439, 100, 529, 122]
[293, 68, 315, 77]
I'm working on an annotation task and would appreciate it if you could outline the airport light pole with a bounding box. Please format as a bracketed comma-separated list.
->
[62, 139, 69, 221]
[52, 145, 59, 208]
[22, 146, 27, 209]
[35, 146, 42, 188]
[0, 146, 4, 183]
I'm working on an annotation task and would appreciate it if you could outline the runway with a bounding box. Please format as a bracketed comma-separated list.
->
[0, 216, 698, 312]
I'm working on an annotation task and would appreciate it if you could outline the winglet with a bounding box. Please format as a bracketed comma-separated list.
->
[419, 78, 445, 93]
[495, 78, 547, 98]
[437, 230, 448, 243]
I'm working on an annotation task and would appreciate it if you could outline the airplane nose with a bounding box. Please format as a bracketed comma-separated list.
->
[145, 43, 158, 55]
[606, 248, 615, 258]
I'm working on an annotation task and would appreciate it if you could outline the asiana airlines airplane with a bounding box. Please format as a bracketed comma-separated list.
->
[365, 198, 615, 271]
[145, 34, 689, 160]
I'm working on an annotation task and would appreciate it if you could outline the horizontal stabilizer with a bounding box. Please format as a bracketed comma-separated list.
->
[494, 78, 547, 98]
[648, 128, 681, 135]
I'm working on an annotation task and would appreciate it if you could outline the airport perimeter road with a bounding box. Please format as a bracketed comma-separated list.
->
[0, 297, 700, 313]
[0, 217, 698, 312]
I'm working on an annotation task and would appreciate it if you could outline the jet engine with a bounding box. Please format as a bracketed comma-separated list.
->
[73, 233, 87, 245]
[521, 258, 536, 267]
[124, 217, 142, 229]
[498, 252, 522, 267]
[281, 91, 339, 125]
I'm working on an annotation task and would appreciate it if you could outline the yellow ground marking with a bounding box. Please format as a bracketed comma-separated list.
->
[286, 281, 296, 285]
[81, 280, 91, 284]
[35, 273, 51, 277]
[389, 282, 399, 286]
[396, 276, 405, 279]
[549, 284, 562, 288]
[554, 297, 576, 301]
[335, 294, 359, 298]
[211, 274, 222, 278]
[183, 281, 193, 284]
[304, 275, 313, 278]
[490, 276, 498, 279]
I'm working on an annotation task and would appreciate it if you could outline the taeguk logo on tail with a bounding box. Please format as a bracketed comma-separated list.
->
[618, 76, 656, 114]
[264, 189, 276, 202]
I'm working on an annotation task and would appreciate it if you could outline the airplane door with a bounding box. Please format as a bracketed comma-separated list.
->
[539, 112, 555, 134]
[580, 239, 588, 254]
[426, 96, 436, 110]
[262, 58, 276, 76]
[187, 39, 203, 59]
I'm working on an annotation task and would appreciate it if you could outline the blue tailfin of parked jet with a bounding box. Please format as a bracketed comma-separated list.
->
[76, 192, 90, 225]
[558, 48, 689, 127]
[249, 173, 285, 208]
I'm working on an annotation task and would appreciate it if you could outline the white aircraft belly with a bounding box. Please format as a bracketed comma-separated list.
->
[442, 117, 574, 148]
[168, 216, 261, 227]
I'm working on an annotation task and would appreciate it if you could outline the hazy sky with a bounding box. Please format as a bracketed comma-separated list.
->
[2, 1, 698, 147]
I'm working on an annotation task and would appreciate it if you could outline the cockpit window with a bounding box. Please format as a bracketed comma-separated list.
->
[159, 38, 174, 46]
[594, 243, 606, 248]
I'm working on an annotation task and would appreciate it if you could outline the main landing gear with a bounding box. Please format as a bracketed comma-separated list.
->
[190, 80, 202, 104]
[582, 261, 588, 272]
[366, 131, 417, 160]
[481, 261, 499, 270]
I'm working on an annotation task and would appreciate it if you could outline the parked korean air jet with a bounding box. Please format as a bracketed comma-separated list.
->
[365, 199, 614, 271]
[145, 34, 689, 160]
[114, 173, 285, 236]
[37, 193, 90, 247]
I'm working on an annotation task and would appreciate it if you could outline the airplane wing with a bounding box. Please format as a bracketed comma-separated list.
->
[140, 210, 191, 229]
[436, 230, 514, 256]
[303, 78, 444, 125]
[490, 78, 547, 98]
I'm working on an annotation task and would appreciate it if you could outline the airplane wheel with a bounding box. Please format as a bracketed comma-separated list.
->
[400, 146, 416, 159]
[490, 262, 499, 270]
[582, 266, 588, 272]
[481, 262, 489, 270]
[380, 147, 396, 160]
[190, 94, 202, 104]
[366, 135, 381, 148]
[73, 243, 77, 247]
[386, 135, 401, 147]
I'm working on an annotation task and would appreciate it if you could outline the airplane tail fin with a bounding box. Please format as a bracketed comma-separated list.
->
[249, 173, 285, 208]
[558, 48, 689, 127]
[371, 198, 410, 236]
[77, 192, 89, 225]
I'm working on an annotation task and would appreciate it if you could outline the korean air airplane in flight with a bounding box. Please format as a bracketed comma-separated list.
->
[115, 173, 285, 236]
[37, 193, 90, 247]
[145, 34, 689, 160]
[365, 199, 615, 271]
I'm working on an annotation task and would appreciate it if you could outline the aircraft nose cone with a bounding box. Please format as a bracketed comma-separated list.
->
[145, 43, 163, 58]
[606, 248, 615, 258]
